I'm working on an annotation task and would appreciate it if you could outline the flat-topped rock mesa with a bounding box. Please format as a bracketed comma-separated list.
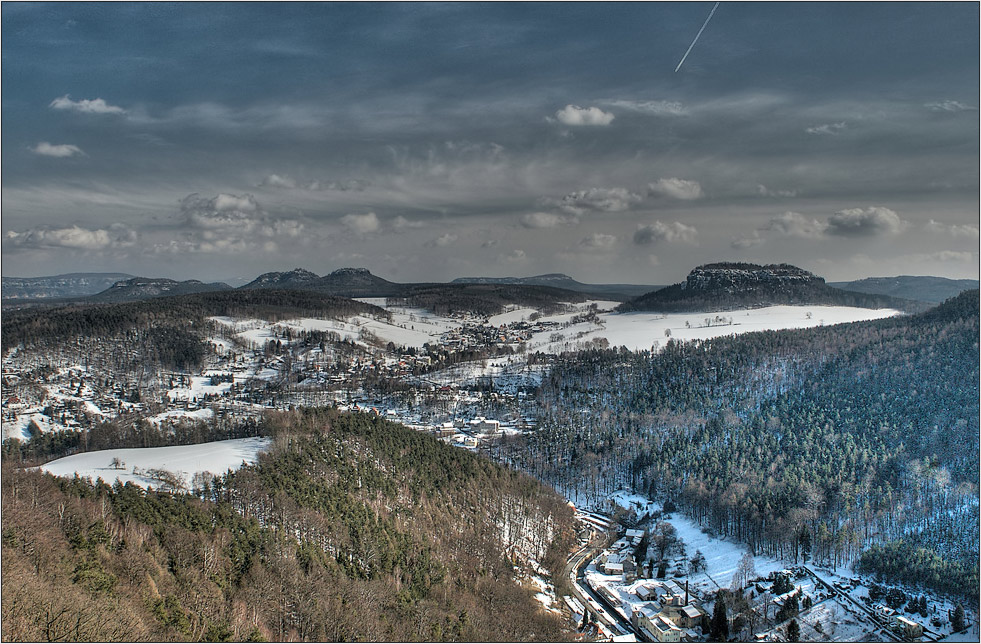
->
[619, 262, 921, 313]
[91, 277, 232, 302]
[682, 263, 822, 293]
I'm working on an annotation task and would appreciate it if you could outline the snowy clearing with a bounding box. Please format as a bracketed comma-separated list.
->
[39, 437, 271, 490]
[606, 491, 786, 592]
[146, 408, 215, 426]
[529, 305, 901, 353]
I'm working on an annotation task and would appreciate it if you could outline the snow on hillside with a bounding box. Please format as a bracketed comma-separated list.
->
[211, 307, 459, 351]
[605, 491, 785, 592]
[3, 413, 70, 441]
[529, 305, 900, 353]
[167, 376, 235, 402]
[39, 437, 271, 490]
[147, 408, 214, 426]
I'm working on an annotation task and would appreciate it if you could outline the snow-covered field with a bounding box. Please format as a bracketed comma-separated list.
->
[167, 376, 235, 402]
[211, 301, 898, 360]
[211, 307, 460, 351]
[527, 305, 901, 353]
[39, 437, 271, 490]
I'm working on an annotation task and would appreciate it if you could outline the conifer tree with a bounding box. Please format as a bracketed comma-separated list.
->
[710, 599, 729, 642]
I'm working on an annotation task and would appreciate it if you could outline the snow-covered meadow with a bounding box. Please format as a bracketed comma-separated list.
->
[39, 437, 271, 490]
[526, 305, 901, 353]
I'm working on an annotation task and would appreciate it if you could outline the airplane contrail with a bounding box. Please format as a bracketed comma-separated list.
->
[675, 1, 720, 73]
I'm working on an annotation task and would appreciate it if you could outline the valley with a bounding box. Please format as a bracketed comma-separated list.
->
[1, 265, 977, 642]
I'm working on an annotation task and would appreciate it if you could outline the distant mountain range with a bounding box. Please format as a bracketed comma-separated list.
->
[5, 265, 972, 314]
[1, 272, 134, 300]
[829, 276, 979, 304]
[451, 273, 660, 298]
[618, 263, 925, 313]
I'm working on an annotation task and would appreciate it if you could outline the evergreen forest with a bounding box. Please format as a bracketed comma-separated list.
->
[500, 291, 980, 601]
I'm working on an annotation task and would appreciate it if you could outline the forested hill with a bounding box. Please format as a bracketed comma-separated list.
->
[390, 283, 590, 317]
[2, 409, 576, 641]
[511, 290, 979, 600]
[830, 275, 979, 303]
[1, 289, 388, 370]
[89, 277, 233, 302]
[618, 262, 922, 313]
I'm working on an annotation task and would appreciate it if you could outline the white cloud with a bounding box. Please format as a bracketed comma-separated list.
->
[826, 207, 908, 237]
[648, 178, 703, 200]
[49, 95, 126, 115]
[259, 174, 368, 192]
[501, 249, 527, 262]
[520, 212, 573, 229]
[5, 224, 136, 251]
[552, 187, 642, 214]
[341, 212, 381, 234]
[260, 174, 298, 189]
[554, 104, 615, 126]
[805, 121, 847, 135]
[171, 193, 308, 255]
[633, 221, 698, 245]
[213, 193, 258, 213]
[578, 233, 617, 250]
[730, 233, 765, 249]
[764, 212, 827, 239]
[426, 233, 458, 247]
[180, 193, 263, 230]
[392, 216, 426, 230]
[925, 100, 977, 113]
[602, 99, 686, 115]
[757, 184, 798, 198]
[924, 219, 980, 239]
[31, 142, 84, 157]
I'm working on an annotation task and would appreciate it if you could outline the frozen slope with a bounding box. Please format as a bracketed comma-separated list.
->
[39, 437, 271, 490]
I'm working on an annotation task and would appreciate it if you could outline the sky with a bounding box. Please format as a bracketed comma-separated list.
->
[2, 2, 978, 285]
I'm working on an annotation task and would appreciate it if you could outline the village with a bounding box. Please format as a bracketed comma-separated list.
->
[556, 494, 972, 643]
[2, 301, 975, 643]
[0, 303, 564, 448]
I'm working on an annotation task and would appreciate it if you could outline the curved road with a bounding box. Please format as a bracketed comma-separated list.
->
[565, 534, 646, 640]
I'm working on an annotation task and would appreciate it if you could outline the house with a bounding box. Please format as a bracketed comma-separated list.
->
[435, 422, 456, 437]
[646, 615, 683, 642]
[894, 616, 923, 639]
[661, 602, 705, 630]
[604, 562, 624, 576]
[468, 417, 500, 434]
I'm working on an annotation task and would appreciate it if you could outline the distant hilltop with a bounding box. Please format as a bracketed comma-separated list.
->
[91, 277, 233, 302]
[618, 263, 923, 313]
[241, 267, 399, 297]
[829, 275, 979, 304]
[452, 273, 659, 299]
[1, 272, 134, 300]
